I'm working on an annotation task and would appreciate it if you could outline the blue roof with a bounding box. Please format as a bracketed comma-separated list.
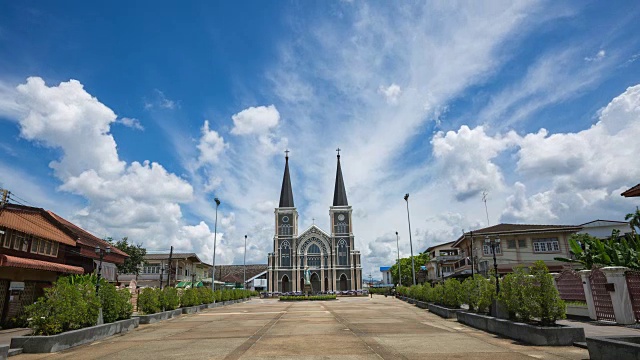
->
[380, 266, 391, 271]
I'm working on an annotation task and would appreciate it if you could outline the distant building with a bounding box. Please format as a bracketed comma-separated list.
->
[379, 266, 393, 285]
[578, 220, 630, 239]
[425, 241, 460, 282]
[119, 253, 211, 288]
[213, 264, 268, 289]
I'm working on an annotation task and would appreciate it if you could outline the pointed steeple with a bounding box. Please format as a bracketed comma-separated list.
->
[279, 150, 295, 207]
[333, 148, 348, 206]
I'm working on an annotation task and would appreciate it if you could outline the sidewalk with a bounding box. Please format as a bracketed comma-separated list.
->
[558, 319, 640, 337]
[0, 328, 31, 347]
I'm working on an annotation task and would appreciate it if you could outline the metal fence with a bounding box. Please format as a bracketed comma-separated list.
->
[555, 269, 586, 302]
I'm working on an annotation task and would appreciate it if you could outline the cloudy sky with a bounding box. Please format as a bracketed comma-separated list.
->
[1, 1, 640, 278]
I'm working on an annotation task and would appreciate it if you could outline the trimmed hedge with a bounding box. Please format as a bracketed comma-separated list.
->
[280, 295, 337, 301]
[138, 287, 258, 314]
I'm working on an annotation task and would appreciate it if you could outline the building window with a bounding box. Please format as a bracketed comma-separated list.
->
[338, 239, 348, 266]
[30, 238, 59, 257]
[483, 243, 501, 255]
[507, 239, 516, 249]
[2, 230, 10, 248]
[518, 239, 527, 248]
[280, 240, 291, 267]
[142, 266, 161, 274]
[335, 222, 348, 234]
[533, 238, 560, 253]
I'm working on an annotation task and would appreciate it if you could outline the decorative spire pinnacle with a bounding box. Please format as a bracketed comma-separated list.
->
[279, 150, 294, 207]
[333, 149, 348, 206]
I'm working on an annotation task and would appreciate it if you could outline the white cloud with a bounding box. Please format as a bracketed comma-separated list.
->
[197, 120, 227, 166]
[431, 125, 520, 201]
[118, 117, 144, 130]
[144, 89, 178, 110]
[378, 84, 402, 104]
[585, 49, 606, 62]
[8, 77, 232, 264]
[230, 105, 280, 135]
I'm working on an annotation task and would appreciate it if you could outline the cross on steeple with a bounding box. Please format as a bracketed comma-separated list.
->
[285, 149, 290, 158]
[312, 218, 315, 225]
[336, 148, 341, 157]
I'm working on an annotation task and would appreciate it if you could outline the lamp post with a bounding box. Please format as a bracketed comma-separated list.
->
[159, 262, 164, 290]
[95, 245, 110, 325]
[403, 194, 416, 286]
[95, 246, 111, 295]
[212, 198, 220, 297]
[470, 231, 474, 278]
[484, 235, 501, 295]
[395, 231, 402, 287]
[243, 234, 247, 290]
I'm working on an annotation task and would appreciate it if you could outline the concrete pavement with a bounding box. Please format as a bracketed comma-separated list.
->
[15, 296, 589, 359]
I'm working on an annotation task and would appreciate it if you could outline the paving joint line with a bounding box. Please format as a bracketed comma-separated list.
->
[223, 304, 293, 360]
[320, 302, 407, 360]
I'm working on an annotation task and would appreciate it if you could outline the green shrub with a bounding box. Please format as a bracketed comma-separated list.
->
[530, 261, 566, 325]
[221, 290, 231, 301]
[214, 290, 222, 302]
[408, 285, 421, 300]
[500, 266, 535, 322]
[431, 283, 444, 304]
[98, 282, 132, 323]
[396, 285, 408, 296]
[442, 279, 463, 308]
[180, 288, 199, 307]
[161, 287, 180, 310]
[198, 288, 215, 304]
[138, 288, 162, 314]
[462, 275, 494, 313]
[25, 280, 100, 335]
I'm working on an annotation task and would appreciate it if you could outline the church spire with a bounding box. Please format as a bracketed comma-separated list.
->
[279, 150, 295, 207]
[333, 148, 348, 206]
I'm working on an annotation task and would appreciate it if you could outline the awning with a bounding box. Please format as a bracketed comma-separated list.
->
[175, 281, 188, 288]
[0, 255, 84, 274]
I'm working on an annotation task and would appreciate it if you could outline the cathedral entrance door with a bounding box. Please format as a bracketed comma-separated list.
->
[282, 275, 290, 293]
[310, 273, 320, 294]
[340, 274, 348, 291]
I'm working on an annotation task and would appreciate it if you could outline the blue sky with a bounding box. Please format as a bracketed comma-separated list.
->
[1, 1, 640, 277]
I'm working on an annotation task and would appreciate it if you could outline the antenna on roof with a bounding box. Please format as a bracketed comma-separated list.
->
[482, 190, 490, 227]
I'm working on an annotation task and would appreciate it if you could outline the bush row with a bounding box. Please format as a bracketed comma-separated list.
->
[137, 287, 258, 314]
[279, 295, 337, 301]
[397, 261, 565, 325]
[25, 275, 133, 336]
[368, 287, 392, 295]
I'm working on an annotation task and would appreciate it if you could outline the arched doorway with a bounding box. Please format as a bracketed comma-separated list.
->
[340, 274, 348, 291]
[311, 273, 320, 294]
[324, 277, 329, 292]
[282, 275, 289, 293]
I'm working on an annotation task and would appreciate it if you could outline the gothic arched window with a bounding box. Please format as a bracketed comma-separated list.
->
[306, 243, 321, 267]
[338, 239, 349, 266]
[280, 240, 291, 267]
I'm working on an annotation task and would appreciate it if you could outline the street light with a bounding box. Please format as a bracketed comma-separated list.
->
[212, 198, 221, 298]
[395, 231, 402, 287]
[403, 193, 416, 286]
[95, 246, 111, 295]
[243, 234, 247, 290]
[484, 235, 501, 295]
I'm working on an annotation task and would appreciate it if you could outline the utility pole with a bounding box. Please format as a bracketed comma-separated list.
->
[0, 189, 8, 207]
[395, 231, 402, 287]
[482, 190, 490, 226]
[159, 262, 164, 290]
[470, 231, 474, 278]
[404, 194, 416, 286]
[166, 246, 173, 288]
[212, 198, 220, 298]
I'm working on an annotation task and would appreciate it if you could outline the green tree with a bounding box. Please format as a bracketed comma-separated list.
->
[107, 237, 147, 278]
[389, 252, 430, 286]
[625, 206, 640, 235]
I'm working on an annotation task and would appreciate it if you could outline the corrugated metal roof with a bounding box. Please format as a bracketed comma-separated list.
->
[0, 254, 84, 274]
[48, 211, 128, 257]
[0, 205, 76, 246]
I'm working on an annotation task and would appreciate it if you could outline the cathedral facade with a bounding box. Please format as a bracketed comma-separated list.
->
[267, 152, 363, 293]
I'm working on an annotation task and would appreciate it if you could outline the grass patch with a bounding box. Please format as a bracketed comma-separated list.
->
[279, 295, 337, 301]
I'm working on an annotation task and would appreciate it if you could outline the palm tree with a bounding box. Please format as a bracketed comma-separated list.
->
[625, 206, 640, 235]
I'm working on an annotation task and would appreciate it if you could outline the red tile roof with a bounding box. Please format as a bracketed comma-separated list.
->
[0, 254, 84, 274]
[621, 183, 640, 197]
[0, 205, 76, 246]
[48, 211, 128, 258]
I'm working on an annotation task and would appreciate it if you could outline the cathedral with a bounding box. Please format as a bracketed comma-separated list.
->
[267, 151, 363, 293]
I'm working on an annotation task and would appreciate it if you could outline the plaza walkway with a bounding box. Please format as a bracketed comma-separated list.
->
[17, 296, 589, 360]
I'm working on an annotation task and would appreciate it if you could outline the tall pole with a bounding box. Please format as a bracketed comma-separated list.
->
[404, 194, 416, 286]
[212, 198, 220, 296]
[470, 231, 474, 278]
[243, 235, 247, 290]
[395, 231, 402, 287]
[159, 262, 164, 290]
[166, 246, 173, 288]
